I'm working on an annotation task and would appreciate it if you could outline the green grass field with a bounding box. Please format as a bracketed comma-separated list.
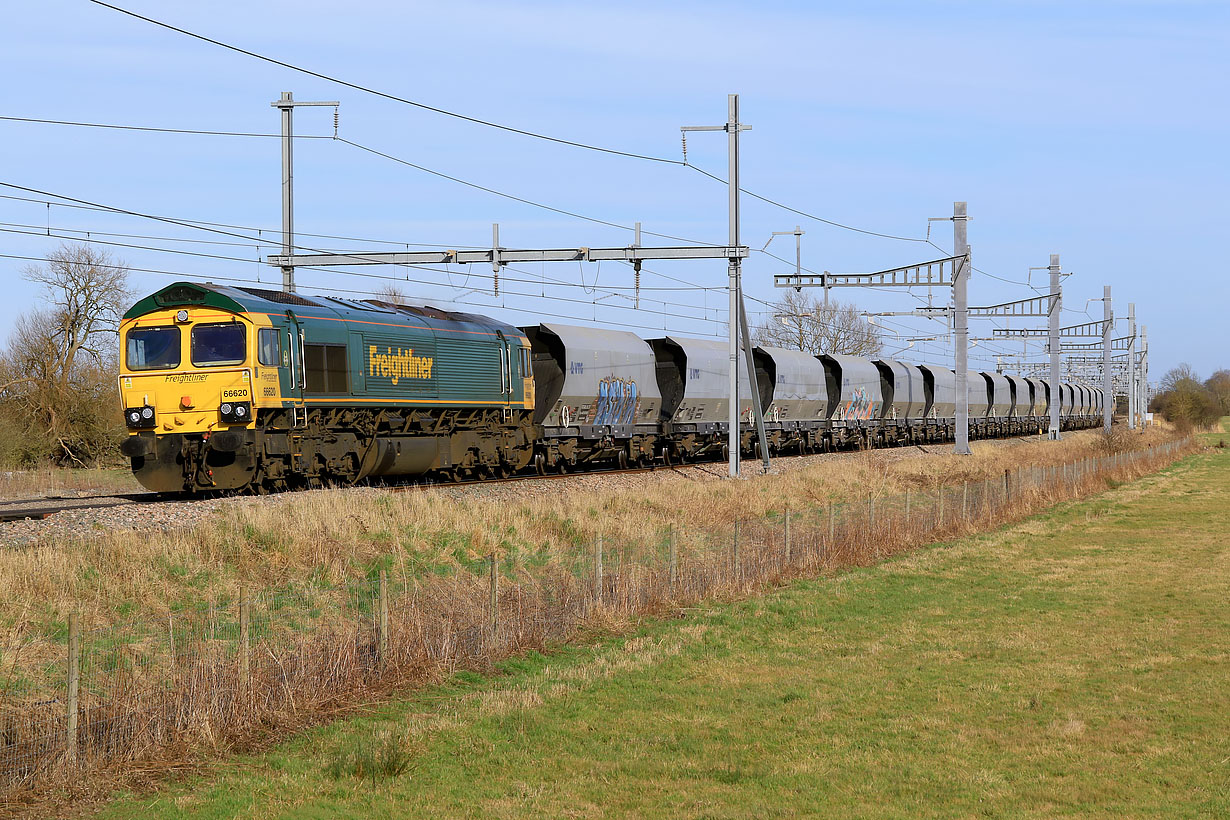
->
[94, 446, 1229, 819]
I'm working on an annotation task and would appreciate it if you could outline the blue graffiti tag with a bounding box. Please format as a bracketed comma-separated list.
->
[594, 377, 639, 425]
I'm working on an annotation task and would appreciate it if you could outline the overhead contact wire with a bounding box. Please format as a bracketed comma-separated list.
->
[85, 0, 683, 165]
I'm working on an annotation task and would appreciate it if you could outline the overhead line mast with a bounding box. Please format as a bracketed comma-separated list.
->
[269, 94, 769, 478]
[272, 92, 338, 293]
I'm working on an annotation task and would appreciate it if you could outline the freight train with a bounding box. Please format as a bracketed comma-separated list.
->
[118, 282, 1104, 494]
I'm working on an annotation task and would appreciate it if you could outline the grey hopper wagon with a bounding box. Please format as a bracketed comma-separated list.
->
[1059, 383, 1074, 421]
[650, 335, 760, 433]
[820, 355, 884, 427]
[521, 323, 662, 438]
[1006, 375, 1032, 417]
[874, 359, 927, 422]
[1025, 377, 1049, 418]
[967, 370, 991, 419]
[984, 373, 1013, 419]
[920, 365, 956, 420]
[753, 345, 828, 427]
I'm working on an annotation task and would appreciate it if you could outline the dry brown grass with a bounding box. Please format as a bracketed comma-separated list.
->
[0, 426, 1180, 642]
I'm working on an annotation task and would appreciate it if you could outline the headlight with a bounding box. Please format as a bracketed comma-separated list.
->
[219, 401, 251, 424]
[125, 406, 156, 429]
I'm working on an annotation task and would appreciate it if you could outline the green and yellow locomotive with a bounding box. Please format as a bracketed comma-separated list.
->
[118, 282, 535, 493]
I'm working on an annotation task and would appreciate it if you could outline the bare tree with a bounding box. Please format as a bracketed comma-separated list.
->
[1160, 362, 1200, 394]
[372, 282, 408, 306]
[754, 290, 882, 356]
[0, 243, 131, 465]
[1155, 363, 1222, 431]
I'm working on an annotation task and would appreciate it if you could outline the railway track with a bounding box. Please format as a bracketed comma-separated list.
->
[0, 493, 157, 523]
[0, 464, 670, 523]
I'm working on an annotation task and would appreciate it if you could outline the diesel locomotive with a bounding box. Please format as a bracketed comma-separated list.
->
[118, 282, 1104, 494]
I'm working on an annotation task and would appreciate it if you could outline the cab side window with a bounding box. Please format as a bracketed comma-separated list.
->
[258, 328, 282, 367]
[519, 346, 530, 376]
[304, 343, 349, 393]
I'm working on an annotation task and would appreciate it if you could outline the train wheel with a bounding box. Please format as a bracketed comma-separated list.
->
[617, 450, 629, 470]
[534, 452, 547, 476]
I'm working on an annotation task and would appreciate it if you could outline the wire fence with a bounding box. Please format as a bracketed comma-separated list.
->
[0, 437, 1194, 795]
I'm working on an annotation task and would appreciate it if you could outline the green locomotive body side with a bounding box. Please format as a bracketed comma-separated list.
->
[123, 282, 532, 412]
[119, 282, 535, 493]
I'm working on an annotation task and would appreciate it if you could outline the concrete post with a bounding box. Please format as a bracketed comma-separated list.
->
[953, 202, 972, 455]
[727, 94, 742, 477]
[1048, 255, 1062, 440]
[1103, 285, 1113, 433]
[1140, 324, 1149, 424]
[1127, 303, 1137, 430]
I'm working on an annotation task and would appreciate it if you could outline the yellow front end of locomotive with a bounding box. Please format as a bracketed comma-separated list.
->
[118, 307, 281, 436]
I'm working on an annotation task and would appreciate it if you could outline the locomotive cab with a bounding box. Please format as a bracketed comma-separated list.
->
[118, 283, 286, 492]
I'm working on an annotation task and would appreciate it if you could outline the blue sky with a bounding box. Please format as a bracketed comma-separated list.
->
[2, 0, 1227, 379]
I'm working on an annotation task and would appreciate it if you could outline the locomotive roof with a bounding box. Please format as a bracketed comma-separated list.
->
[124, 281, 525, 339]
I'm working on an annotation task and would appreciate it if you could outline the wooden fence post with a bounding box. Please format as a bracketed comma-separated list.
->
[1004, 469, 1011, 502]
[378, 569, 389, 662]
[827, 500, 835, 549]
[239, 590, 251, 698]
[905, 490, 911, 526]
[783, 509, 791, 566]
[733, 520, 741, 579]
[594, 535, 604, 600]
[961, 484, 969, 520]
[487, 556, 498, 639]
[668, 524, 678, 588]
[66, 613, 80, 764]
[168, 612, 175, 671]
